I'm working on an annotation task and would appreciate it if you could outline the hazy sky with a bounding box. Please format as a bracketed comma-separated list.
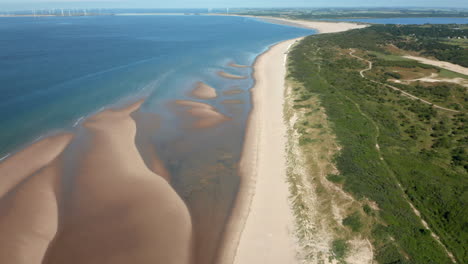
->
[0, 0, 466, 10]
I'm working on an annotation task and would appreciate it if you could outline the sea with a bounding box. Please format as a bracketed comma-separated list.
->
[0, 15, 313, 157]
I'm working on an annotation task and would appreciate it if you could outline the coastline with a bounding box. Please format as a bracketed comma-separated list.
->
[0, 15, 365, 264]
[217, 19, 366, 264]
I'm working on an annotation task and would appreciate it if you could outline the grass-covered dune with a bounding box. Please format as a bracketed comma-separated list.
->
[288, 25, 467, 263]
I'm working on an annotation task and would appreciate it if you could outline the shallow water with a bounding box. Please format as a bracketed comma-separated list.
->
[0, 15, 313, 156]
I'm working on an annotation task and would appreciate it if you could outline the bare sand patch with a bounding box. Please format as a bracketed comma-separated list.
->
[190, 81, 218, 100]
[217, 71, 248, 80]
[404, 55, 468, 75]
[391, 72, 468, 88]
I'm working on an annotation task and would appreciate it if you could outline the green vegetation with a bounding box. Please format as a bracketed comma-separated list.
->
[288, 24, 467, 264]
[438, 69, 468, 79]
[310, 24, 468, 67]
[343, 212, 363, 232]
[332, 239, 349, 259]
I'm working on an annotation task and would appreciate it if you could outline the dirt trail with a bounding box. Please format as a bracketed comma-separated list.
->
[348, 49, 458, 263]
[349, 49, 459, 113]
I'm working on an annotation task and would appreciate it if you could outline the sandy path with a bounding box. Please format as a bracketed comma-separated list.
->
[349, 49, 459, 113]
[404, 55, 468, 76]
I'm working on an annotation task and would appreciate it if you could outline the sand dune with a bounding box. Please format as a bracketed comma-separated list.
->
[218, 71, 248, 80]
[190, 81, 218, 100]
[44, 101, 193, 264]
[175, 100, 230, 128]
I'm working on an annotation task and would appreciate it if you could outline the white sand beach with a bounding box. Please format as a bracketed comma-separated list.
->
[218, 19, 365, 264]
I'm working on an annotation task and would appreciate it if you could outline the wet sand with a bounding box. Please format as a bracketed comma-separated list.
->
[218, 71, 248, 80]
[45, 101, 193, 264]
[229, 63, 250, 68]
[174, 100, 230, 128]
[0, 102, 193, 264]
[0, 133, 73, 197]
[0, 160, 63, 264]
[190, 82, 218, 100]
[216, 39, 302, 264]
[221, 99, 244, 105]
[223, 88, 244, 96]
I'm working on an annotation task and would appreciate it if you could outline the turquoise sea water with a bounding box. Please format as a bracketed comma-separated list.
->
[0, 15, 313, 157]
[325, 17, 468, 24]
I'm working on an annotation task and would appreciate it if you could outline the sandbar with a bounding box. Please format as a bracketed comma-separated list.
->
[218, 71, 248, 80]
[223, 89, 244, 96]
[175, 100, 230, 128]
[229, 63, 250, 68]
[44, 101, 193, 264]
[190, 82, 218, 100]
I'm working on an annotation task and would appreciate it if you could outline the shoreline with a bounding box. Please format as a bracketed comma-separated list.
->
[0, 16, 365, 264]
[217, 19, 366, 264]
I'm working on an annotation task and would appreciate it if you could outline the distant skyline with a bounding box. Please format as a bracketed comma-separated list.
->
[0, 0, 467, 11]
